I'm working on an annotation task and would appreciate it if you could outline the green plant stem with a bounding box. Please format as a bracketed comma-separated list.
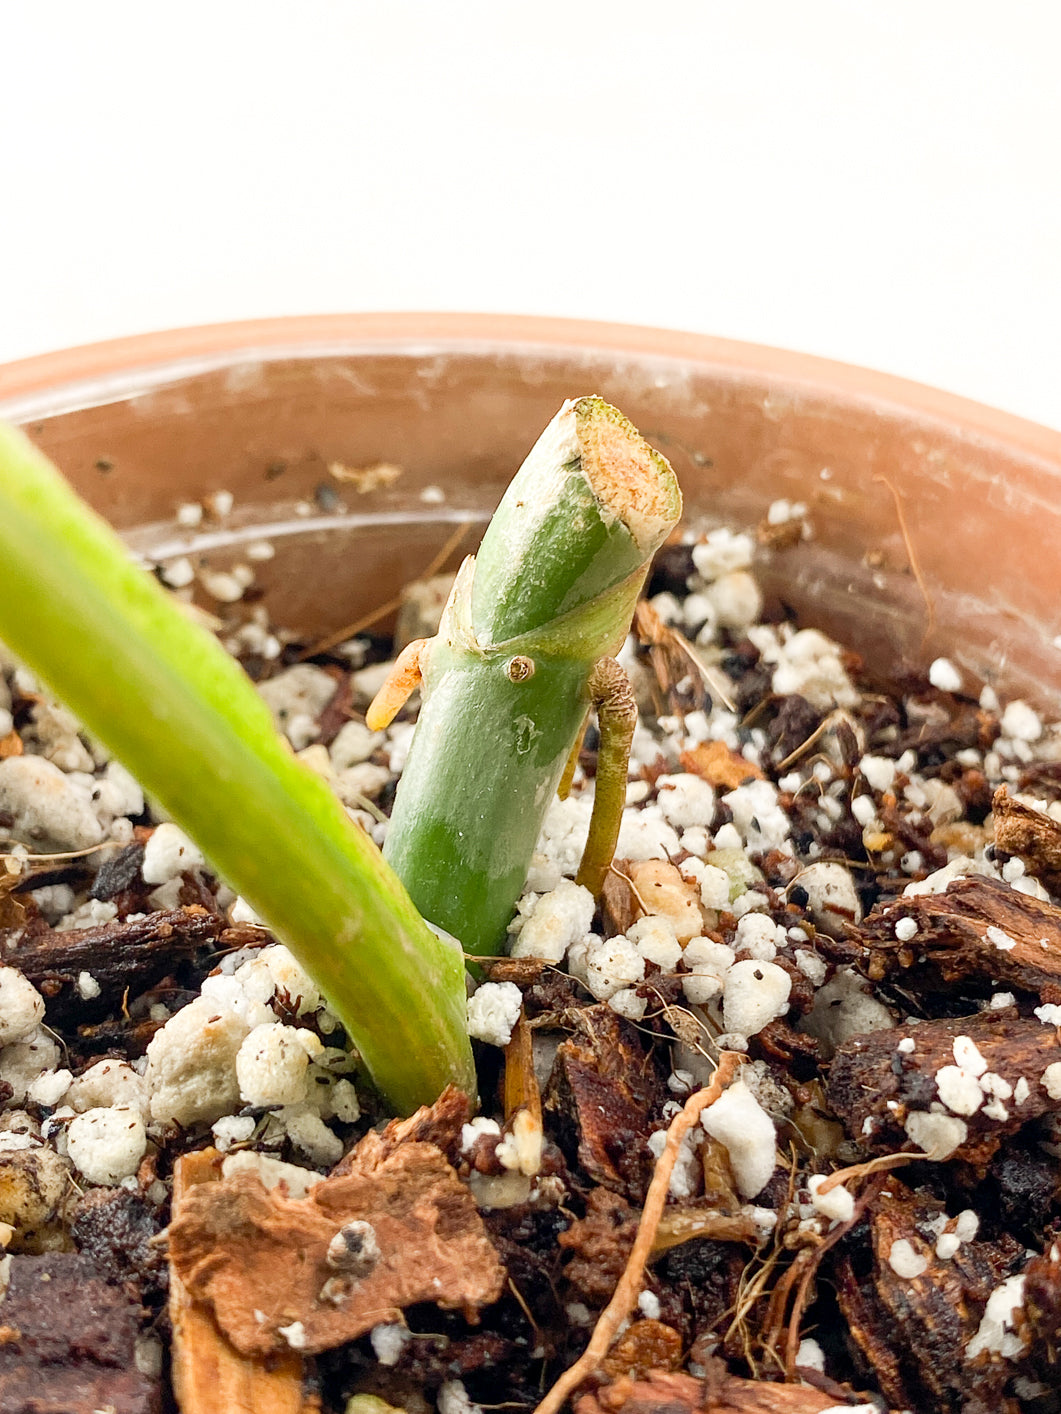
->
[0, 421, 475, 1115]
[376, 397, 681, 956]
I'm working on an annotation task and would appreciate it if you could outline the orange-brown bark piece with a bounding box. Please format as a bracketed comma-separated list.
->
[170, 1150, 316, 1414]
[599, 1320, 684, 1382]
[828, 1009, 1061, 1163]
[856, 874, 1061, 995]
[834, 1182, 1021, 1413]
[168, 1132, 504, 1357]
[993, 784, 1061, 896]
[574, 1366, 857, 1414]
[681, 740, 765, 790]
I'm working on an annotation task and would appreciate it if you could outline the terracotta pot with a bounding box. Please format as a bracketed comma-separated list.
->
[2, 313, 1061, 707]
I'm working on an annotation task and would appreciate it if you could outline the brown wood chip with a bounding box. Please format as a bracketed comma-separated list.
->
[168, 1130, 504, 1357]
[993, 784, 1061, 895]
[828, 1010, 1061, 1163]
[856, 874, 1061, 995]
[170, 1150, 316, 1414]
[0, 905, 223, 1023]
[545, 1005, 664, 1200]
[834, 1182, 1020, 1412]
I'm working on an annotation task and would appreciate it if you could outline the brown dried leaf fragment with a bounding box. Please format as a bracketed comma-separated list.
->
[681, 740, 765, 790]
[857, 874, 1061, 994]
[828, 1010, 1061, 1163]
[993, 784, 1061, 895]
[168, 1131, 504, 1357]
[341, 1082, 474, 1171]
[1015, 1246, 1061, 1384]
[574, 1365, 853, 1414]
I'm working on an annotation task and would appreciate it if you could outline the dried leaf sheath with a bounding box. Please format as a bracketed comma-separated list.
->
[378, 398, 681, 956]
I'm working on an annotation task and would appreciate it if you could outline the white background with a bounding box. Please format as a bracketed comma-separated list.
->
[3, 1, 1060, 430]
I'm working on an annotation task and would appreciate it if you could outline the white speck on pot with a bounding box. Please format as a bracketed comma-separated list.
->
[67, 1104, 147, 1186]
[160, 555, 196, 588]
[175, 500, 203, 527]
[467, 981, 523, 1047]
[929, 657, 962, 693]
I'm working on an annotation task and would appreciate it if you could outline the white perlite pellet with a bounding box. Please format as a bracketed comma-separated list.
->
[887, 1238, 928, 1279]
[795, 862, 861, 939]
[236, 1023, 323, 1107]
[808, 1173, 854, 1224]
[966, 1275, 1027, 1360]
[0, 755, 104, 852]
[1041, 1061, 1061, 1100]
[700, 1080, 776, 1198]
[141, 822, 204, 885]
[722, 960, 791, 1037]
[67, 1104, 147, 1186]
[0, 968, 46, 1047]
[466, 982, 523, 1048]
[508, 881, 594, 963]
[904, 1110, 967, 1160]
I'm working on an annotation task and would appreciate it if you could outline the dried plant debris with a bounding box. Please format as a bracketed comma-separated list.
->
[994, 782, 1061, 895]
[167, 1132, 505, 1356]
[546, 1005, 665, 1200]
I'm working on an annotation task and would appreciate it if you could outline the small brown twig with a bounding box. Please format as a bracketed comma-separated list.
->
[533, 1052, 743, 1414]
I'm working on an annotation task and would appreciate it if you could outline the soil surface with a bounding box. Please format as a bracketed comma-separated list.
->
[1, 504, 1060, 1414]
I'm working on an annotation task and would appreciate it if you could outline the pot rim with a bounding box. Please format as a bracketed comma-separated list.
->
[2, 312, 1059, 467]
